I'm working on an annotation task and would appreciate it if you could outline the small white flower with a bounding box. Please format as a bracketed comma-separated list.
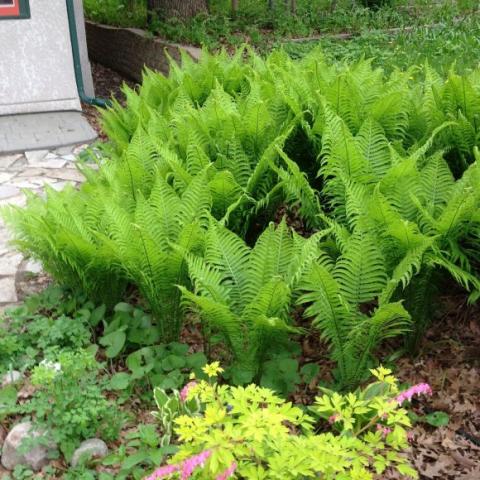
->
[39, 359, 62, 373]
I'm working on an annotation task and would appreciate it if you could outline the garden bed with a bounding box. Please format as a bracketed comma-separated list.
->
[2, 22, 480, 479]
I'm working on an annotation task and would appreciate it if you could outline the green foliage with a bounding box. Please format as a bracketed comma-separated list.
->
[180, 219, 322, 383]
[102, 424, 177, 480]
[2, 184, 127, 307]
[5, 46, 480, 389]
[152, 387, 202, 448]
[298, 228, 412, 388]
[316, 104, 480, 346]
[0, 286, 100, 372]
[146, 364, 418, 479]
[21, 349, 122, 460]
[286, 15, 480, 76]
[107, 341, 207, 393]
[84, 0, 477, 55]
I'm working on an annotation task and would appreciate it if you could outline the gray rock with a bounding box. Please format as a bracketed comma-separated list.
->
[54, 146, 74, 155]
[26, 158, 67, 169]
[0, 154, 23, 169]
[9, 157, 28, 171]
[0, 253, 23, 276]
[0, 173, 16, 183]
[1, 421, 57, 471]
[1, 370, 23, 388]
[71, 438, 108, 467]
[47, 168, 84, 183]
[22, 259, 43, 275]
[0, 194, 27, 208]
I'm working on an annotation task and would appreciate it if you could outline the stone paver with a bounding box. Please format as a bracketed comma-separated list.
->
[0, 144, 90, 306]
[0, 113, 96, 154]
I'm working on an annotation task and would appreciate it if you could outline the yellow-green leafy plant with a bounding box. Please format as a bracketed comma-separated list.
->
[317, 104, 480, 348]
[2, 184, 126, 307]
[144, 363, 422, 480]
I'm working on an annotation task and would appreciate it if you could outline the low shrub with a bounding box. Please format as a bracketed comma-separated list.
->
[21, 349, 122, 460]
[145, 363, 423, 479]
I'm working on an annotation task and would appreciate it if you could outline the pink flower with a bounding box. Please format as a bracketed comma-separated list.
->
[216, 462, 237, 480]
[376, 424, 392, 437]
[328, 414, 339, 424]
[181, 450, 212, 479]
[145, 463, 180, 480]
[180, 381, 198, 402]
[395, 383, 432, 405]
[407, 431, 414, 443]
[144, 450, 212, 480]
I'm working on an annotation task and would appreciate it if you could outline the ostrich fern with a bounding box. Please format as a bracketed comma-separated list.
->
[101, 168, 212, 341]
[2, 185, 125, 307]
[299, 229, 412, 389]
[180, 219, 323, 383]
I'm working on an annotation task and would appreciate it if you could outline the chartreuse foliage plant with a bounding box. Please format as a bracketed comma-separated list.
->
[100, 167, 212, 342]
[3, 163, 213, 343]
[2, 185, 126, 307]
[180, 219, 323, 383]
[145, 363, 420, 480]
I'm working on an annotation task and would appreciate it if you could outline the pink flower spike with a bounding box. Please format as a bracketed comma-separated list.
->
[395, 383, 432, 405]
[376, 424, 392, 438]
[216, 462, 238, 480]
[181, 450, 212, 480]
[144, 463, 180, 480]
[180, 381, 198, 402]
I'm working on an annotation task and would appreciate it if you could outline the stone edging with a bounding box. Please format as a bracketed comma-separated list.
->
[85, 21, 202, 83]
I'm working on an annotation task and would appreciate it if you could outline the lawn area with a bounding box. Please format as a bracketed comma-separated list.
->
[1, 1, 480, 479]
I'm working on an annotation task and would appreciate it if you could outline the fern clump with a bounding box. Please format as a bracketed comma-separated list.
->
[101, 168, 213, 341]
[4, 47, 480, 381]
[2, 184, 126, 307]
[299, 228, 412, 388]
[180, 219, 322, 383]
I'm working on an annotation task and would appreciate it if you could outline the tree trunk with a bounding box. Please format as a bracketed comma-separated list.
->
[151, 0, 208, 20]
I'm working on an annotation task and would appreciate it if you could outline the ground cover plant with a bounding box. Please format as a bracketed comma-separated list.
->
[83, 1, 478, 52]
[285, 15, 480, 75]
[2, 44, 480, 478]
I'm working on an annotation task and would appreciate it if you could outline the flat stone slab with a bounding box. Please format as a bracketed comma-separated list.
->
[0, 112, 97, 155]
[0, 143, 90, 307]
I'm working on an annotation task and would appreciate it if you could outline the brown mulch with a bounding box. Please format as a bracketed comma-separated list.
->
[392, 293, 480, 479]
